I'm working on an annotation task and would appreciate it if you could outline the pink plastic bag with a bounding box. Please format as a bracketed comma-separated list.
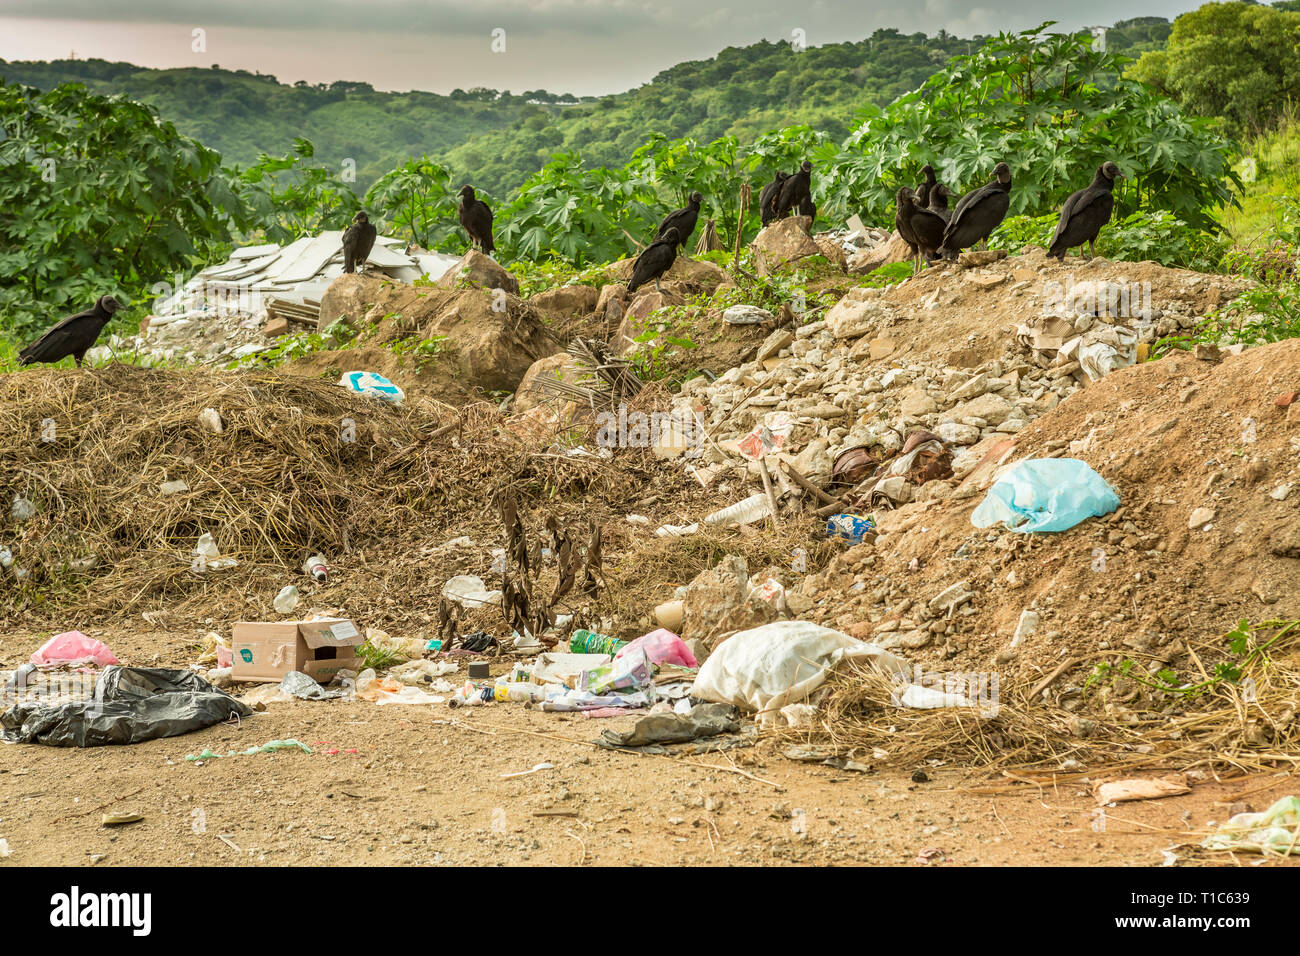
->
[615, 628, 698, 668]
[29, 631, 120, 670]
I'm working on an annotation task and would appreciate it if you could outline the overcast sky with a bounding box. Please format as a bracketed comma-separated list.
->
[0, 0, 1203, 96]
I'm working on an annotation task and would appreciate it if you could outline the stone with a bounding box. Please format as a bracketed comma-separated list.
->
[928, 582, 974, 614]
[596, 283, 628, 316]
[900, 387, 938, 417]
[847, 230, 913, 275]
[756, 328, 794, 363]
[825, 297, 887, 340]
[937, 422, 980, 445]
[948, 372, 992, 403]
[1010, 610, 1039, 648]
[436, 249, 520, 296]
[528, 284, 599, 317]
[813, 235, 848, 271]
[1188, 506, 1216, 529]
[723, 304, 774, 325]
[753, 217, 820, 275]
[957, 250, 1006, 268]
[263, 316, 290, 337]
[965, 272, 1006, 289]
[947, 392, 1015, 426]
[683, 555, 783, 649]
[514, 353, 580, 413]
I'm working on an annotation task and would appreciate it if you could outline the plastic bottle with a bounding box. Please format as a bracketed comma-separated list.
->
[703, 492, 773, 527]
[492, 681, 548, 703]
[569, 629, 628, 655]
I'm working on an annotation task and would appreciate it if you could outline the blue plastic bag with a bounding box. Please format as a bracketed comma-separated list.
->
[971, 458, 1119, 533]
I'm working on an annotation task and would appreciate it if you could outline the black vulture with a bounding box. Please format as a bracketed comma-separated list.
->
[628, 227, 680, 295]
[342, 212, 377, 274]
[798, 194, 817, 222]
[457, 185, 496, 255]
[938, 162, 1012, 260]
[914, 164, 938, 208]
[1048, 161, 1125, 261]
[657, 191, 702, 250]
[19, 295, 122, 368]
[895, 186, 920, 259]
[774, 161, 813, 219]
[910, 185, 955, 262]
[759, 172, 789, 226]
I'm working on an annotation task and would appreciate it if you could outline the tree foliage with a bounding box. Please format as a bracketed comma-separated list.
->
[363, 157, 467, 252]
[230, 137, 360, 244]
[1128, 2, 1300, 134]
[0, 81, 239, 339]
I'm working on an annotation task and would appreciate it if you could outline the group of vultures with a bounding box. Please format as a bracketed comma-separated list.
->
[18, 158, 1125, 368]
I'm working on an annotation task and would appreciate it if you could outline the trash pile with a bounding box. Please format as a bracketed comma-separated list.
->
[92, 231, 459, 365]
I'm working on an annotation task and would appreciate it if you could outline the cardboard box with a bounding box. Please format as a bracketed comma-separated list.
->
[231, 618, 364, 683]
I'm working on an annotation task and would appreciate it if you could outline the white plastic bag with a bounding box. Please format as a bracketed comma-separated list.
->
[691, 621, 906, 723]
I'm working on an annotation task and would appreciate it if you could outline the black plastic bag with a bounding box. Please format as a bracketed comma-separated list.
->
[1, 666, 252, 747]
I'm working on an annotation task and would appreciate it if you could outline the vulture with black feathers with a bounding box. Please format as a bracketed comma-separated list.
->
[914, 164, 938, 208]
[774, 161, 813, 220]
[342, 211, 377, 274]
[657, 191, 702, 250]
[1048, 161, 1125, 260]
[938, 162, 1012, 260]
[759, 172, 789, 226]
[19, 295, 123, 368]
[895, 186, 921, 260]
[910, 184, 955, 262]
[458, 185, 496, 255]
[628, 227, 679, 294]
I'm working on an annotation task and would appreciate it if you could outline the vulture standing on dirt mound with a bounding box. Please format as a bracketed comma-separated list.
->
[657, 191, 702, 251]
[457, 185, 496, 255]
[1048, 161, 1125, 260]
[342, 211, 377, 274]
[628, 227, 680, 294]
[895, 186, 921, 259]
[914, 164, 938, 208]
[774, 160, 813, 220]
[759, 171, 789, 225]
[19, 295, 123, 368]
[910, 184, 955, 262]
[938, 162, 1012, 260]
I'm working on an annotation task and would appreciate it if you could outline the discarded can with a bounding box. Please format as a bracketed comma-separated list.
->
[467, 661, 491, 680]
[569, 629, 627, 655]
[825, 513, 876, 544]
[303, 554, 329, 583]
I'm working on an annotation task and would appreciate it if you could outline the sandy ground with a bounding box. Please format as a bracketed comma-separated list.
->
[1, 629, 1296, 868]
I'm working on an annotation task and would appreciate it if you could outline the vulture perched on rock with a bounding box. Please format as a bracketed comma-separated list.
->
[342, 211, 377, 274]
[1048, 161, 1125, 260]
[628, 227, 680, 294]
[774, 161, 813, 220]
[657, 191, 702, 250]
[938, 162, 1012, 260]
[19, 295, 123, 368]
[914, 164, 938, 208]
[895, 186, 921, 259]
[759, 172, 789, 226]
[458, 185, 496, 255]
[909, 184, 955, 262]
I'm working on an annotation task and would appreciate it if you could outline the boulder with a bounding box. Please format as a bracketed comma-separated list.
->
[753, 217, 819, 276]
[683, 555, 785, 649]
[813, 235, 848, 271]
[825, 295, 888, 340]
[318, 275, 552, 392]
[514, 353, 580, 412]
[528, 284, 599, 318]
[847, 230, 913, 275]
[611, 290, 685, 354]
[436, 249, 519, 296]
[947, 392, 1015, 426]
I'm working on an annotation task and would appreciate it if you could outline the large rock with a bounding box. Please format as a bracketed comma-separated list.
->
[813, 235, 848, 271]
[514, 353, 580, 412]
[605, 256, 729, 294]
[318, 275, 551, 392]
[753, 217, 819, 276]
[825, 290, 889, 339]
[528, 284, 599, 318]
[946, 392, 1016, 426]
[436, 249, 519, 296]
[683, 555, 785, 649]
[847, 230, 914, 275]
[612, 290, 685, 354]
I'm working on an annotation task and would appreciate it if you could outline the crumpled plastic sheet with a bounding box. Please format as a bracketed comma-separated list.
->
[971, 458, 1119, 533]
[0, 666, 252, 747]
[598, 703, 738, 748]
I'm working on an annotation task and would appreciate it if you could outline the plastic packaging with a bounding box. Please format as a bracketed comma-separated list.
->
[569, 629, 627, 655]
[825, 513, 876, 543]
[30, 631, 119, 670]
[703, 493, 773, 527]
[971, 458, 1119, 533]
[579, 646, 653, 695]
[492, 681, 548, 703]
[615, 628, 698, 668]
[273, 585, 300, 614]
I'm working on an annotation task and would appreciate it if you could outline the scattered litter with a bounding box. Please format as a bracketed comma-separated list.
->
[1095, 777, 1190, 805]
[158, 479, 190, 496]
[10, 495, 36, 523]
[279, 670, 350, 701]
[614, 629, 698, 668]
[192, 532, 238, 571]
[273, 585, 300, 614]
[441, 575, 503, 609]
[972, 458, 1119, 533]
[599, 703, 738, 748]
[186, 739, 313, 761]
[101, 812, 144, 827]
[500, 762, 554, 779]
[654, 523, 699, 537]
[825, 513, 876, 543]
[30, 632, 119, 670]
[231, 617, 363, 684]
[302, 553, 330, 582]
[197, 408, 224, 434]
[704, 493, 773, 527]
[338, 370, 405, 404]
[1, 667, 251, 747]
[0, 838, 10, 858]
[1202, 796, 1300, 855]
